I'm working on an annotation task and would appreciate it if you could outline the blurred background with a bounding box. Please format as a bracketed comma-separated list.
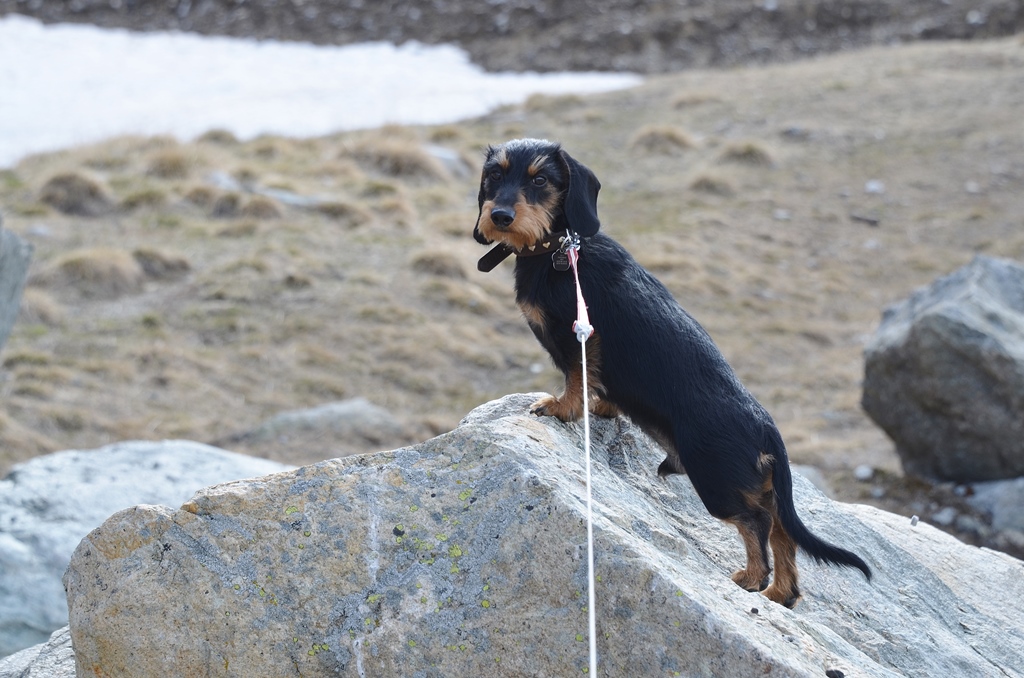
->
[1, 1, 1024, 655]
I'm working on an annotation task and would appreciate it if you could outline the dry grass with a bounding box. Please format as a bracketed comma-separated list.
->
[239, 196, 283, 220]
[629, 124, 697, 154]
[410, 250, 468, 279]
[346, 138, 450, 182]
[132, 248, 191, 279]
[38, 171, 112, 216]
[146, 149, 192, 179]
[30, 248, 146, 299]
[17, 288, 65, 326]
[689, 173, 736, 197]
[315, 200, 374, 227]
[197, 129, 240, 145]
[2, 38, 1024, 548]
[718, 141, 776, 167]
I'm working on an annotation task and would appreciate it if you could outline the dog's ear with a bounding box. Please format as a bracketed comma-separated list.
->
[473, 178, 492, 244]
[559, 149, 601, 237]
[473, 149, 494, 244]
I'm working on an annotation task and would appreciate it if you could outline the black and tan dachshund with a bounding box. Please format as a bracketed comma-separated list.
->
[473, 138, 871, 608]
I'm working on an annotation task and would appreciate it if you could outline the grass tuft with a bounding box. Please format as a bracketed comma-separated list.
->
[147, 150, 191, 179]
[348, 139, 449, 182]
[719, 141, 775, 167]
[689, 173, 736, 197]
[32, 248, 146, 299]
[133, 248, 191, 279]
[629, 125, 697, 154]
[121, 187, 168, 210]
[39, 172, 112, 216]
[316, 201, 374, 228]
[240, 196, 283, 220]
[410, 250, 467, 279]
[197, 129, 239, 145]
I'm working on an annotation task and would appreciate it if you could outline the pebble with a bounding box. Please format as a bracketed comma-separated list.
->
[931, 506, 958, 527]
[864, 179, 886, 195]
[853, 464, 874, 481]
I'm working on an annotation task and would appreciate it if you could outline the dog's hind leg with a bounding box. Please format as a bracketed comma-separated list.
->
[726, 508, 773, 592]
[763, 513, 801, 608]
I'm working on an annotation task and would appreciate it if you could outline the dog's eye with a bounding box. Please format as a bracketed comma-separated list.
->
[488, 169, 502, 182]
[532, 175, 547, 187]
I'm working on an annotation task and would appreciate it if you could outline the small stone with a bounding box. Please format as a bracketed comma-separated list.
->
[931, 507, 958, 527]
[853, 465, 874, 482]
[864, 179, 886, 194]
[911, 515, 920, 526]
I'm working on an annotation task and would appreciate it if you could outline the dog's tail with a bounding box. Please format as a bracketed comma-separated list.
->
[766, 428, 872, 580]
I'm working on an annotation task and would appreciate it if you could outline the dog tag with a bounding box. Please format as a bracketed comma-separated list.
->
[552, 251, 569, 271]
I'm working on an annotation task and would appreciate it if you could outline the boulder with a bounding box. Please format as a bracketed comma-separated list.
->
[0, 216, 34, 354]
[0, 441, 292, 658]
[61, 395, 1024, 677]
[0, 627, 74, 678]
[223, 398, 410, 464]
[862, 255, 1024, 481]
[968, 476, 1024, 532]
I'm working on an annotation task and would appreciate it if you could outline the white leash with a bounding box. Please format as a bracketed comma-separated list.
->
[566, 236, 597, 676]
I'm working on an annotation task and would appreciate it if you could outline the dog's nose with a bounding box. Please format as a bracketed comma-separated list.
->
[491, 207, 515, 229]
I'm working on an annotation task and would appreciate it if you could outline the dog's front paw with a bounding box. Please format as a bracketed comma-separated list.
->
[530, 394, 558, 417]
[529, 394, 581, 422]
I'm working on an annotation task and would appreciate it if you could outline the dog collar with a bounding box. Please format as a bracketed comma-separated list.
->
[477, 231, 570, 272]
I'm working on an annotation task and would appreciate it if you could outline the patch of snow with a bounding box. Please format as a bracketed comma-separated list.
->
[0, 15, 640, 168]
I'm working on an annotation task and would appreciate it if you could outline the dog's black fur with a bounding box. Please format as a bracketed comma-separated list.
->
[473, 138, 871, 608]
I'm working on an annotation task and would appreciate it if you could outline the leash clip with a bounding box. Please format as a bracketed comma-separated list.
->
[552, 230, 581, 271]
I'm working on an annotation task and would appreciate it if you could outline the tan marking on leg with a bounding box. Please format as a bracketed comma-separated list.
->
[518, 301, 546, 330]
[728, 517, 772, 592]
[591, 398, 621, 418]
[763, 516, 801, 608]
[531, 364, 584, 422]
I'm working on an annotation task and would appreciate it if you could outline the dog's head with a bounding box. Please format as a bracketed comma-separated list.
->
[473, 138, 601, 250]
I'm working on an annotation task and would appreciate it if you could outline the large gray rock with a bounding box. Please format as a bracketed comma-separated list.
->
[968, 476, 1024, 532]
[0, 627, 74, 678]
[0, 216, 34, 354]
[863, 255, 1024, 481]
[223, 398, 410, 464]
[0, 441, 292, 658]
[61, 395, 1024, 677]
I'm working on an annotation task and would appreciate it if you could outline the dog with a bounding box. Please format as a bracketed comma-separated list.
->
[473, 138, 871, 608]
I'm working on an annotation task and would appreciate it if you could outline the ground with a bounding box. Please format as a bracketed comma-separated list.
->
[1, 13, 1023, 558]
[3, 0, 1024, 73]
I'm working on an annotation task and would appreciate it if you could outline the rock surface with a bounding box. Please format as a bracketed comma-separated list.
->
[221, 398, 410, 465]
[0, 216, 33, 355]
[0, 441, 292, 657]
[968, 476, 1024, 532]
[862, 255, 1024, 482]
[62, 394, 1024, 677]
[0, 627, 75, 678]
[3, 0, 1023, 74]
